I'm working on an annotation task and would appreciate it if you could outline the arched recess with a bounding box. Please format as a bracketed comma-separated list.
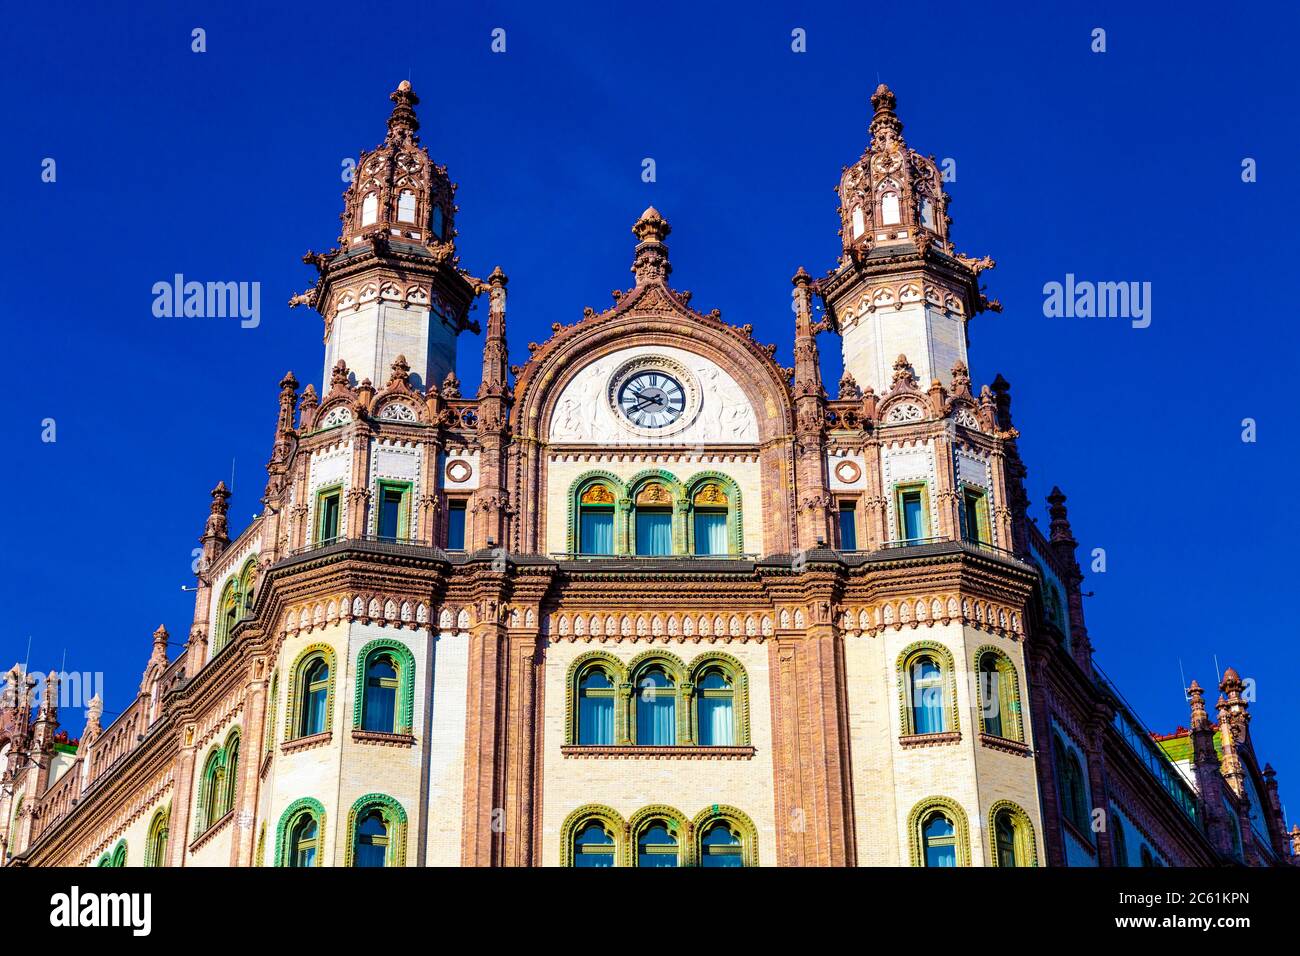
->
[987, 799, 1038, 867]
[510, 302, 796, 555]
[566, 471, 627, 556]
[691, 805, 759, 867]
[560, 804, 626, 867]
[353, 639, 417, 735]
[682, 471, 744, 556]
[906, 796, 971, 867]
[345, 793, 409, 867]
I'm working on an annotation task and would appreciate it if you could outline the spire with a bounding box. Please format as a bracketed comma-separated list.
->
[1047, 487, 1076, 547]
[81, 693, 103, 746]
[868, 83, 903, 141]
[478, 266, 509, 399]
[387, 79, 420, 143]
[631, 207, 672, 284]
[202, 481, 231, 546]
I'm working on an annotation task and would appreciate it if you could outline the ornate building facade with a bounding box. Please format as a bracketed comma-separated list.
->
[2, 83, 1295, 868]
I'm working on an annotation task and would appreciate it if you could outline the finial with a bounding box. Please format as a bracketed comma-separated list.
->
[869, 82, 903, 140]
[891, 354, 916, 387]
[387, 80, 420, 140]
[632, 206, 671, 243]
[630, 207, 672, 283]
[153, 624, 169, 646]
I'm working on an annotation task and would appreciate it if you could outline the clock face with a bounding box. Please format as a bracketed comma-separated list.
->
[618, 372, 686, 429]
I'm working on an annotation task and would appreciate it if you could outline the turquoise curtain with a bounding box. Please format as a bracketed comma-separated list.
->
[636, 510, 672, 555]
[580, 509, 614, 554]
[694, 510, 728, 555]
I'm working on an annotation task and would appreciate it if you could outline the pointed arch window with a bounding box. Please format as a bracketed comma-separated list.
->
[198, 749, 226, 831]
[578, 483, 616, 555]
[396, 190, 417, 223]
[360, 193, 378, 226]
[634, 666, 676, 745]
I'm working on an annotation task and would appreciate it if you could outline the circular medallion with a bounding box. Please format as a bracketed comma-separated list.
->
[445, 459, 472, 483]
[606, 356, 700, 437]
[834, 459, 862, 485]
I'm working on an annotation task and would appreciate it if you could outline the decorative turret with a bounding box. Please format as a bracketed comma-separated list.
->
[1188, 679, 1235, 856]
[631, 206, 672, 284]
[820, 84, 996, 397]
[478, 267, 510, 402]
[296, 81, 481, 396]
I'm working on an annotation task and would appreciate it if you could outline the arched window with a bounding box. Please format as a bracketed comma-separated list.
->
[361, 653, 399, 733]
[345, 794, 408, 868]
[634, 666, 676, 745]
[265, 671, 279, 750]
[988, 802, 1037, 867]
[881, 191, 901, 225]
[360, 192, 378, 226]
[354, 809, 389, 867]
[976, 649, 1022, 741]
[907, 797, 970, 867]
[911, 656, 946, 734]
[573, 821, 616, 867]
[692, 806, 758, 867]
[695, 669, 735, 746]
[851, 204, 866, 238]
[578, 483, 616, 555]
[276, 799, 326, 868]
[198, 749, 226, 832]
[1054, 735, 1090, 834]
[239, 558, 257, 614]
[636, 819, 680, 868]
[632, 481, 674, 556]
[222, 730, 240, 815]
[108, 840, 127, 868]
[577, 668, 616, 745]
[285, 645, 336, 741]
[1112, 813, 1129, 866]
[689, 480, 734, 556]
[396, 190, 417, 223]
[213, 578, 241, 656]
[145, 807, 170, 867]
[898, 643, 957, 738]
[922, 811, 958, 867]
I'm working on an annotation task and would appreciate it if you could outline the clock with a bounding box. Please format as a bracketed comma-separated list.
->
[618, 372, 685, 429]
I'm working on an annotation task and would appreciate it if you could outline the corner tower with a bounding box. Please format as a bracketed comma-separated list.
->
[293, 81, 480, 391]
[820, 84, 999, 394]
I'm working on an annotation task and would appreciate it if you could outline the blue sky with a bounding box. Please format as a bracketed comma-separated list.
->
[3, 2, 1297, 805]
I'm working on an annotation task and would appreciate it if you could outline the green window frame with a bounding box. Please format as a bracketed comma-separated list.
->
[907, 797, 971, 867]
[685, 472, 743, 556]
[688, 653, 751, 747]
[285, 644, 337, 742]
[353, 640, 416, 735]
[560, 805, 625, 867]
[894, 481, 931, 542]
[144, 806, 170, 867]
[375, 479, 412, 541]
[896, 641, 960, 738]
[344, 793, 408, 867]
[959, 484, 991, 545]
[315, 485, 343, 544]
[275, 797, 326, 867]
[974, 647, 1024, 742]
[194, 728, 241, 836]
[692, 805, 759, 867]
[987, 800, 1038, 867]
[569, 473, 625, 556]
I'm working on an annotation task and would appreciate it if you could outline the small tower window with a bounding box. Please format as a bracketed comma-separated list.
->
[446, 500, 467, 550]
[851, 205, 866, 238]
[881, 191, 901, 226]
[920, 197, 935, 230]
[396, 190, 417, 223]
[361, 193, 378, 226]
[838, 502, 858, 551]
[431, 204, 445, 239]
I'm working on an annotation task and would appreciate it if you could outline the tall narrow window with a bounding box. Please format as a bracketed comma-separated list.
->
[290, 814, 319, 867]
[376, 483, 408, 541]
[301, 658, 330, 737]
[911, 656, 947, 734]
[961, 488, 988, 544]
[900, 488, 926, 541]
[578, 484, 615, 555]
[994, 811, 1018, 867]
[637, 821, 679, 868]
[353, 809, 389, 867]
[445, 500, 467, 550]
[148, 815, 169, 868]
[223, 734, 240, 816]
[922, 812, 957, 867]
[573, 821, 616, 867]
[838, 502, 858, 550]
[852, 205, 866, 238]
[431, 204, 445, 239]
[317, 489, 341, 543]
[1055, 737, 1089, 834]
[699, 821, 744, 867]
[360, 193, 378, 226]
[396, 190, 417, 223]
[577, 669, 615, 745]
[881, 191, 901, 225]
[696, 669, 735, 746]
[635, 667, 676, 745]
[692, 482, 731, 555]
[978, 653, 1005, 738]
[362, 653, 399, 733]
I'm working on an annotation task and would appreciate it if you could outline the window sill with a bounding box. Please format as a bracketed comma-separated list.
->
[978, 733, 1032, 757]
[189, 809, 234, 852]
[351, 729, 416, 747]
[281, 731, 332, 755]
[898, 731, 962, 749]
[561, 744, 755, 760]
